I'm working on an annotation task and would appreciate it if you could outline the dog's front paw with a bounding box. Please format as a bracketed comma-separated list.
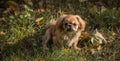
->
[74, 47, 81, 51]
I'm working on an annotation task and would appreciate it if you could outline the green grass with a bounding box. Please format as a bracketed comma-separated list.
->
[0, 0, 120, 61]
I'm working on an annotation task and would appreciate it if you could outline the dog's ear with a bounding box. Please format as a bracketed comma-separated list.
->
[56, 14, 67, 29]
[75, 15, 86, 31]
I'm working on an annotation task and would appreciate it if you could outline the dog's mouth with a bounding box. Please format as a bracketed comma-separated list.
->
[64, 23, 77, 32]
[66, 28, 74, 32]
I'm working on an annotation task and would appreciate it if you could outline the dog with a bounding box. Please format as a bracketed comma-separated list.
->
[42, 14, 86, 50]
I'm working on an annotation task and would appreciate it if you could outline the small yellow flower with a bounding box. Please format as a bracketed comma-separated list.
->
[80, 35, 84, 39]
[63, 48, 68, 53]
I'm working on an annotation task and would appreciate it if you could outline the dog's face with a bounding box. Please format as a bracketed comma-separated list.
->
[63, 15, 79, 32]
[57, 15, 85, 32]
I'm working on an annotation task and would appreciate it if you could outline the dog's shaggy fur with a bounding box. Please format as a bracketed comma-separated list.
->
[42, 14, 86, 50]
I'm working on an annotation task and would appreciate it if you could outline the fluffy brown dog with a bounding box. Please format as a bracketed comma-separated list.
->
[42, 14, 86, 50]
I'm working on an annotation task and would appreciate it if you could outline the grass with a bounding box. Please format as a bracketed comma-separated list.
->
[0, 0, 120, 61]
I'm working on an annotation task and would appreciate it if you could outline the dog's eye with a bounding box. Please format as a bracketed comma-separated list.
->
[65, 23, 68, 25]
[73, 23, 77, 26]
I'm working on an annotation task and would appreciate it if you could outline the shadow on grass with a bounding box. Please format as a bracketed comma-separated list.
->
[1, 27, 46, 60]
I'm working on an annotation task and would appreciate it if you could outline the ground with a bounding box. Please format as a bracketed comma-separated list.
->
[0, 0, 120, 61]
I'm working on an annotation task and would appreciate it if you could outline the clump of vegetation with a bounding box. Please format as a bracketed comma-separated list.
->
[0, 0, 120, 61]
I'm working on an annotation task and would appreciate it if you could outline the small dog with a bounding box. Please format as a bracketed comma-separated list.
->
[42, 14, 86, 50]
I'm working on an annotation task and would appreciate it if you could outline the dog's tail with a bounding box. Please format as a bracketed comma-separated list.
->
[46, 19, 56, 28]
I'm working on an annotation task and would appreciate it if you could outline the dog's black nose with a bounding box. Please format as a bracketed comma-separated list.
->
[67, 25, 73, 32]
[68, 25, 71, 28]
